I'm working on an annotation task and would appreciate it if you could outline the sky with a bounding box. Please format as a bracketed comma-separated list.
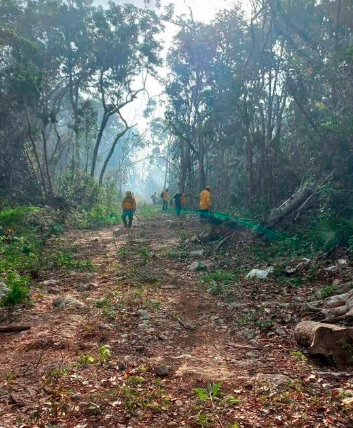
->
[93, 0, 252, 128]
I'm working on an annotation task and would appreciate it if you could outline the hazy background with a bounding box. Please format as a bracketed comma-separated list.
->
[92, 0, 252, 197]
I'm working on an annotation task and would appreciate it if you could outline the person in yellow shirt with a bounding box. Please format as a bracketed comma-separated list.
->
[122, 191, 136, 228]
[199, 185, 212, 220]
[181, 193, 187, 211]
[161, 189, 169, 210]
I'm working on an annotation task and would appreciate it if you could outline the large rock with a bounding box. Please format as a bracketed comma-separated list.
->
[257, 373, 292, 390]
[53, 296, 85, 309]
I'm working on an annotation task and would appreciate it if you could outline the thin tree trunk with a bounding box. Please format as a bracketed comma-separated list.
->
[99, 127, 131, 185]
[90, 113, 109, 177]
[26, 117, 47, 197]
[41, 130, 53, 196]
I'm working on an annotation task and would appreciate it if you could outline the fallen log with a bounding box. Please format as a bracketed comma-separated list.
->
[214, 234, 232, 253]
[294, 321, 353, 366]
[0, 325, 31, 333]
[267, 183, 313, 227]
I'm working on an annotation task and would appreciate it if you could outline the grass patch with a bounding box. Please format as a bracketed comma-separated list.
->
[202, 270, 240, 295]
[53, 250, 95, 271]
[319, 284, 336, 298]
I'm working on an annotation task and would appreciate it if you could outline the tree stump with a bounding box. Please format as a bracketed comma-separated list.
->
[294, 321, 353, 366]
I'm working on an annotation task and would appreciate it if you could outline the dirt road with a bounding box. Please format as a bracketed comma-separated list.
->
[0, 213, 351, 427]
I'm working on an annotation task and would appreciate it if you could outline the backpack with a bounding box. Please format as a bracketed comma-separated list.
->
[160, 192, 164, 198]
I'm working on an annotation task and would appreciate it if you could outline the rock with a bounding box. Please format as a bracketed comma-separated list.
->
[257, 373, 292, 390]
[155, 365, 170, 377]
[53, 296, 85, 309]
[71, 392, 82, 401]
[135, 345, 145, 353]
[285, 266, 297, 275]
[43, 279, 58, 287]
[188, 261, 208, 271]
[245, 352, 258, 359]
[275, 328, 286, 336]
[158, 334, 168, 341]
[332, 281, 353, 295]
[184, 322, 197, 330]
[189, 250, 205, 257]
[47, 287, 61, 295]
[338, 258, 348, 267]
[117, 362, 126, 371]
[245, 332, 255, 340]
[324, 265, 337, 272]
[77, 282, 97, 292]
[136, 309, 150, 320]
[210, 315, 219, 322]
[229, 302, 248, 310]
[161, 285, 177, 289]
[0, 281, 8, 297]
[246, 267, 274, 279]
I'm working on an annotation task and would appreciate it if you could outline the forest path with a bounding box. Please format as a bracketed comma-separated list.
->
[0, 211, 351, 427]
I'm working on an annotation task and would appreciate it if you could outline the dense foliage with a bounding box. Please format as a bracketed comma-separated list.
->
[164, 0, 353, 224]
[1, 0, 353, 236]
[0, 0, 164, 204]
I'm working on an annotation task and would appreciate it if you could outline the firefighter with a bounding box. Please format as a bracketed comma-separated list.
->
[199, 185, 212, 220]
[121, 191, 136, 228]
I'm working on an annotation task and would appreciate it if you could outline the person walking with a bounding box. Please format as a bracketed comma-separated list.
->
[181, 193, 187, 211]
[151, 192, 157, 205]
[174, 192, 183, 216]
[200, 185, 212, 221]
[121, 191, 136, 228]
[161, 189, 169, 210]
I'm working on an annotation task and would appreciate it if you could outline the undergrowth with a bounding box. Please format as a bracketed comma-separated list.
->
[0, 207, 62, 307]
[202, 270, 240, 295]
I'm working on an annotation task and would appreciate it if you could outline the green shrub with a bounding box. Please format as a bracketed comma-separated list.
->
[310, 217, 353, 250]
[319, 284, 336, 298]
[202, 270, 240, 295]
[0, 235, 40, 274]
[0, 206, 40, 229]
[1, 272, 30, 307]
